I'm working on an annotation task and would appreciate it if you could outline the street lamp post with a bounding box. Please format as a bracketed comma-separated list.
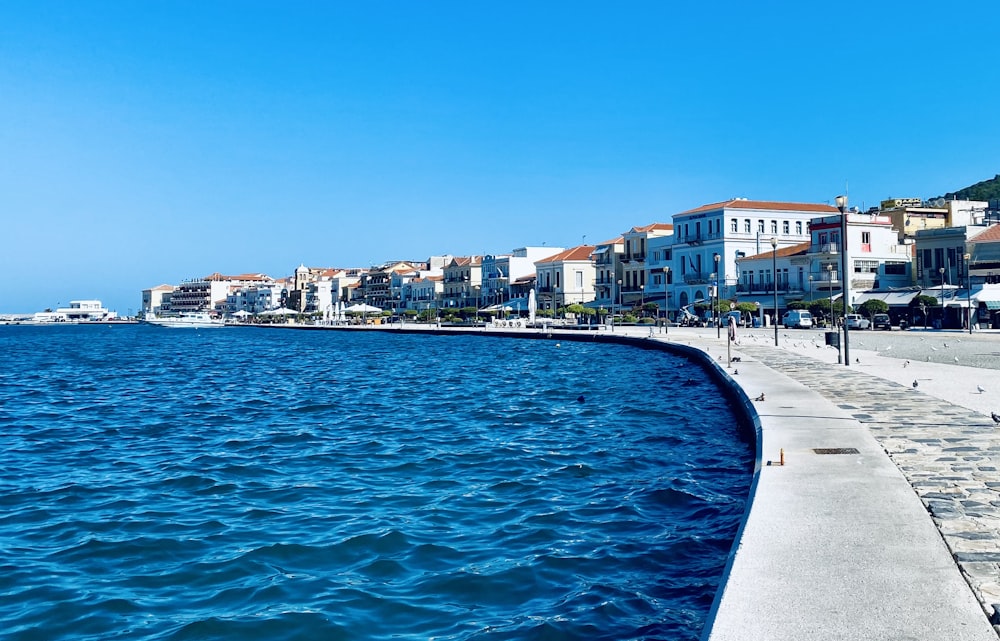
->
[616, 279, 623, 330]
[640, 284, 645, 318]
[770, 238, 778, 346]
[836, 195, 851, 367]
[827, 263, 839, 363]
[939, 266, 946, 329]
[663, 266, 670, 334]
[714, 253, 721, 338]
[965, 252, 973, 334]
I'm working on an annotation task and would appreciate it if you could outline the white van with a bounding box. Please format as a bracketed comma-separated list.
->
[782, 310, 813, 329]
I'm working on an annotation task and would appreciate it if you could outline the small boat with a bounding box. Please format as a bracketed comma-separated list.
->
[144, 312, 225, 329]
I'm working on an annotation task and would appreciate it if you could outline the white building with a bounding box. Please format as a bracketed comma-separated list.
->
[482, 246, 563, 310]
[33, 300, 116, 323]
[534, 245, 596, 313]
[671, 199, 837, 311]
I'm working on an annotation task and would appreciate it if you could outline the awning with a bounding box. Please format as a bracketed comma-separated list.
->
[985, 301, 1000, 310]
[852, 290, 919, 307]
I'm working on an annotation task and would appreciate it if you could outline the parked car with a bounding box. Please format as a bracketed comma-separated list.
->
[845, 314, 870, 330]
[872, 313, 891, 330]
[782, 310, 813, 329]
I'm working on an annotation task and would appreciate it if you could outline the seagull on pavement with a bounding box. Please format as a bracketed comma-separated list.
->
[954, 356, 960, 363]
[912, 380, 919, 388]
[978, 385, 986, 394]
[992, 412, 1000, 425]
[903, 360, 910, 368]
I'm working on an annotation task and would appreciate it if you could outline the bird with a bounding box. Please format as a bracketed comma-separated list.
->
[954, 356, 960, 363]
[977, 385, 986, 394]
[912, 380, 919, 388]
[855, 357, 860, 364]
[903, 360, 910, 368]
[754, 393, 766, 401]
[733, 369, 739, 375]
[943, 342, 949, 348]
[992, 412, 1000, 425]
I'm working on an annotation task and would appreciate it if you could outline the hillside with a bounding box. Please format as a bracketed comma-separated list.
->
[935, 174, 1000, 202]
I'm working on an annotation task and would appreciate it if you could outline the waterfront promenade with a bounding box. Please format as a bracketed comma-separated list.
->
[443, 323, 1000, 638]
[634, 325, 1000, 640]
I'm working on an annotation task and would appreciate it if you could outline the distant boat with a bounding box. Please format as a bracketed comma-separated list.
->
[144, 312, 225, 329]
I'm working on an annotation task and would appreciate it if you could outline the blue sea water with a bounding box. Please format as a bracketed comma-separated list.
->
[0, 325, 751, 641]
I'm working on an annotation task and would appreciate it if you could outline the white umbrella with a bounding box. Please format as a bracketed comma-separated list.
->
[528, 289, 537, 325]
[261, 307, 298, 316]
[231, 310, 252, 318]
[345, 303, 382, 313]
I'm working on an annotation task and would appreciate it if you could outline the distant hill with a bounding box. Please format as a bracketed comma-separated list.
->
[934, 174, 1000, 202]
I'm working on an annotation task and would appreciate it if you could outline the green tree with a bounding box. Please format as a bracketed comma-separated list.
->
[858, 299, 889, 318]
[910, 294, 939, 329]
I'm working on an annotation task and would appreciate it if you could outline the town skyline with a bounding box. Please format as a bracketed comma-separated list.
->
[3, 2, 998, 314]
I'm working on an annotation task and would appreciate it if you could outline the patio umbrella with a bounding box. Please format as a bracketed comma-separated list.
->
[528, 289, 537, 325]
[344, 303, 382, 313]
[261, 307, 298, 316]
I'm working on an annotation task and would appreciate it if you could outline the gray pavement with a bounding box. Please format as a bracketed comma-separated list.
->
[655, 325, 1000, 640]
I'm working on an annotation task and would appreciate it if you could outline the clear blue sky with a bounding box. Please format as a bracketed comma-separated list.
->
[2, 1, 997, 314]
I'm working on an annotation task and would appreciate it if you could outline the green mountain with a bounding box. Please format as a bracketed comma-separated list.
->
[936, 174, 1000, 202]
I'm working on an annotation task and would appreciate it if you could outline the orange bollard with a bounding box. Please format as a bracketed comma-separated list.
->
[779, 448, 785, 466]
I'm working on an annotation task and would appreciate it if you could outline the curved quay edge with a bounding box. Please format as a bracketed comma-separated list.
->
[249, 323, 998, 640]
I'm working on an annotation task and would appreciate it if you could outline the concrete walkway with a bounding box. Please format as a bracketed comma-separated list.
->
[648, 326, 1000, 640]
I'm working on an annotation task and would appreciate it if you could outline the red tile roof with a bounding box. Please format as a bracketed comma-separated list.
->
[628, 223, 673, 233]
[970, 224, 1000, 243]
[679, 199, 839, 216]
[741, 241, 812, 260]
[536, 245, 597, 263]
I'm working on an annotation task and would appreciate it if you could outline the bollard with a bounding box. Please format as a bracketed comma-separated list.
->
[780, 448, 785, 466]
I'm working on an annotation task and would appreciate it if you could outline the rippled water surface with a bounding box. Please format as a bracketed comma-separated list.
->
[0, 325, 751, 640]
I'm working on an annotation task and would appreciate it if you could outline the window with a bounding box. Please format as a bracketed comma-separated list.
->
[771, 220, 778, 234]
[796, 221, 803, 234]
[731, 219, 738, 233]
[855, 260, 878, 274]
[783, 221, 790, 234]
[884, 261, 906, 275]
[758, 220, 765, 233]
[575, 271, 583, 288]
[744, 219, 751, 233]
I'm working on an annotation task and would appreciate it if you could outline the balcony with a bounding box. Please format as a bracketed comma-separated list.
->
[683, 272, 713, 285]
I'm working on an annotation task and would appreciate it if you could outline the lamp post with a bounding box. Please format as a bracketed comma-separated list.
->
[640, 284, 645, 318]
[710, 271, 718, 334]
[939, 266, 946, 329]
[965, 252, 973, 333]
[714, 253, 721, 338]
[611, 278, 622, 330]
[663, 266, 670, 334]
[827, 263, 838, 362]
[835, 195, 851, 367]
[770, 238, 778, 346]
